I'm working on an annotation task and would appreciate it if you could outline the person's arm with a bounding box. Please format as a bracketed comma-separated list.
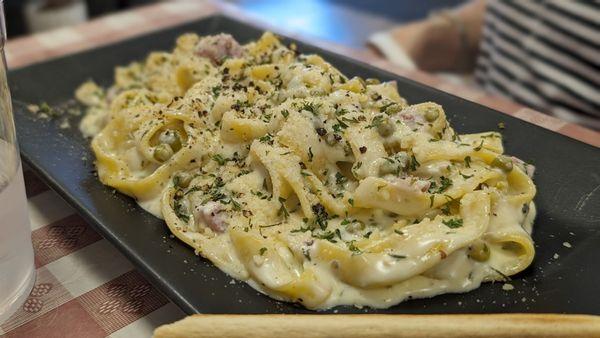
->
[381, 0, 486, 72]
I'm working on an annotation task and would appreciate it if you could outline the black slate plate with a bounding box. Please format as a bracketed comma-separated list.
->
[9, 15, 600, 315]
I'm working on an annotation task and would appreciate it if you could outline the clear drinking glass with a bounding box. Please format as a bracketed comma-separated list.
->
[0, 0, 36, 324]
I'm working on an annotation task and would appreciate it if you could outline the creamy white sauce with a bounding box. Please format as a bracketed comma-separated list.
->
[78, 32, 538, 310]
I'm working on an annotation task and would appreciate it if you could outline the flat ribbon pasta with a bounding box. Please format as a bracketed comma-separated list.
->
[78, 31, 537, 310]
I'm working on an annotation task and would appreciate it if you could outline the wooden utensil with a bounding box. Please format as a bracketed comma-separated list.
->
[153, 314, 600, 338]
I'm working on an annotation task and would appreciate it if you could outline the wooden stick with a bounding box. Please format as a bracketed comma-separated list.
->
[153, 314, 600, 338]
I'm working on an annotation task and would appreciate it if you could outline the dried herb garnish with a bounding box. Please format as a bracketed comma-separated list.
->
[442, 218, 463, 228]
[409, 154, 420, 171]
[312, 203, 329, 230]
[259, 133, 274, 145]
[464, 156, 472, 168]
[212, 154, 227, 165]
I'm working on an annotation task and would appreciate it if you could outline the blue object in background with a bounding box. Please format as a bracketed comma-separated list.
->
[229, 0, 465, 48]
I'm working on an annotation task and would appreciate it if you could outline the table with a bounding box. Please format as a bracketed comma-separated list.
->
[2, 1, 599, 337]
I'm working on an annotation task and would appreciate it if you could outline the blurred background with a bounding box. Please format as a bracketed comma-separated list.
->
[6, 0, 462, 44]
[5, 0, 598, 129]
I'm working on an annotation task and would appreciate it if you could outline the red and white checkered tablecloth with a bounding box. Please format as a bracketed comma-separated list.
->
[2, 1, 599, 337]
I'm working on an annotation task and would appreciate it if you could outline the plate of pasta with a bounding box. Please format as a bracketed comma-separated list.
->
[10, 15, 600, 314]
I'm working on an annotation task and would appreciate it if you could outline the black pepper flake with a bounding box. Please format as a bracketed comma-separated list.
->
[359, 146, 367, 153]
[299, 162, 307, 169]
[316, 127, 327, 136]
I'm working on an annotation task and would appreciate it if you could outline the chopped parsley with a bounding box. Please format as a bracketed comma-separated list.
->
[464, 156, 472, 168]
[341, 116, 361, 124]
[388, 254, 407, 259]
[259, 222, 282, 228]
[211, 85, 221, 98]
[460, 172, 474, 179]
[367, 115, 384, 129]
[441, 202, 452, 215]
[428, 176, 452, 194]
[408, 154, 420, 171]
[39, 102, 58, 116]
[251, 190, 272, 200]
[473, 140, 484, 151]
[442, 218, 463, 228]
[335, 107, 349, 116]
[312, 203, 329, 230]
[332, 121, 348, 132]
[438, 176, 453, 193]
[314, 230, 336, 242]
[335, 172, 347, 187]
[378, 102, 396, 113]
[200, 177, 227, 204]
[231, 99, 250, 110]
[258, 133, 274, 145]
[300, 101, 321, 115]
[302, 247, 311, 261]
[259, 247, 267, 256]
[278, 197, 289, 219]
[291, 226, 312, 233]
[229, 197, 242, 211]
[336, 118, 349, 129]
[212, 154, 227, 165]
[347, 241, 362, 255]
[173, 191, 190, 222]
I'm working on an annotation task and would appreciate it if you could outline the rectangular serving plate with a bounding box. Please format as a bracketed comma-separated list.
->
[9, 14, 600, 314]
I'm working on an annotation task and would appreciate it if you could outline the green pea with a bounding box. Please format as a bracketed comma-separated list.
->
[174, 172, 193, 188]
[365, 78, 380, 85]
[154, 144, 174, 162]
[492, 155, 513, 172]
[424, 107, 440, 122]
[468, 241, 490, 262]
[377, 117, 395, 137]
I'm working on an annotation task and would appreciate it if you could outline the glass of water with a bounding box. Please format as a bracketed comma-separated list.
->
[0, 0, 36, 324]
